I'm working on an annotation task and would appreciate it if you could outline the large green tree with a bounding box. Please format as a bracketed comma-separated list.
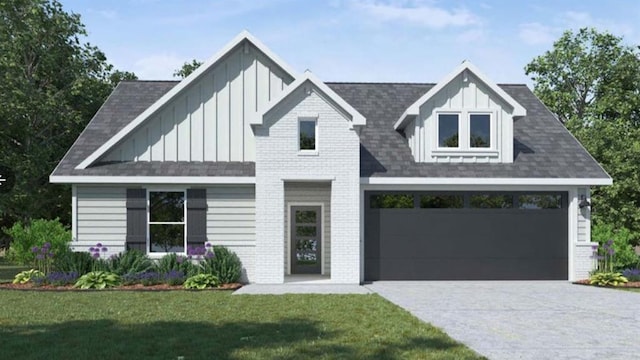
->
[0, 0, 136, 235]
[173, 59, 203, 79]
[525, 28, 640, 242]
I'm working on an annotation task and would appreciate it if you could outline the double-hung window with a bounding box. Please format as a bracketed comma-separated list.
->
[148, 191, 186, 253]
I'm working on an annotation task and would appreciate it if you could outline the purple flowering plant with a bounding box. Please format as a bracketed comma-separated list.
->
[591, 239, 616, 273]
[31, 242, 55, 274]
[90, 243, 108, 271]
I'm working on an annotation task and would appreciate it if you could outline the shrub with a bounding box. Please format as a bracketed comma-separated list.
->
[4, 219, 71, 265]
[163, 270, 186, 286]
[622, 268, 640, 282]
[184, 274, 219, 289]
[74, 271, 120, 289]
[589, 272, 628, 287]
[53, 250, 94, 275]
[201, 246, 242, 284]
[155, 253, 198, 277]
[107, 250, 154, 276]
[592, 223, 639, 271]
[13, 269, 44, 284]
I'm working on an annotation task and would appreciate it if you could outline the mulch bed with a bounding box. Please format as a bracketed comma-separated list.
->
[574, 279, 640, 288]
[0, 282, 243, 291]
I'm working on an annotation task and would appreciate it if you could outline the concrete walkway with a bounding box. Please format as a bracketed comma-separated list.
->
[367, 281, 640, 360]
[234, 284, 372, 295]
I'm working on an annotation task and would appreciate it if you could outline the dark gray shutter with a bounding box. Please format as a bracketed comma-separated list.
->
[187, 188, 207, 247]
[126, 188, 147, 252]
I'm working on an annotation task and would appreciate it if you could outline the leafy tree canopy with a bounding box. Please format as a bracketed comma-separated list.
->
[526, 28, 640, 242]
[0, 0, 135, 234]
[173, 59, 203, 79]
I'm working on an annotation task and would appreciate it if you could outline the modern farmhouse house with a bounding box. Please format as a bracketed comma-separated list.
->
[51, 31, 611, 284]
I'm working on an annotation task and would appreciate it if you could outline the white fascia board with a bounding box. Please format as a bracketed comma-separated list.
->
[75, 30, 298, 170]
[360, 177, 613, 186]
[50, 175, 256, 184]
[252, 71, 366, 127]
[393, 60, 527, 130]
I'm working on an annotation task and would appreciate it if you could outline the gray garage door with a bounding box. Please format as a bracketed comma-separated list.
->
[365, 191, 568, 281]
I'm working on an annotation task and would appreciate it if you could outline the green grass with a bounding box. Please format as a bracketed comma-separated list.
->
[0, 257, 29, 283]
[0, 291, 482, 360]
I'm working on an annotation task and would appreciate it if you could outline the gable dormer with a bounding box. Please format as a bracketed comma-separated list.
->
[394, 61, 526, 164]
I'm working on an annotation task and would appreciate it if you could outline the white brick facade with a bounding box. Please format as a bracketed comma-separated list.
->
[254, 83, 361, 284]
[574, 243, 597, 280]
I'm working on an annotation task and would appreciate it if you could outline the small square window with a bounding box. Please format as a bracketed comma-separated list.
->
[299, 119, 316, 151]
[438, 114, 459, 148]
[470, 114, 491, 148]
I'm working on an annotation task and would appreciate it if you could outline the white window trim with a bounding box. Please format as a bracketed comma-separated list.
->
[298, 116, 319, 155]
[434, 109, 497, 155]
[435, 112, 460, 150]
[467, 111, 494, 150]
[146, 189, 187, 257]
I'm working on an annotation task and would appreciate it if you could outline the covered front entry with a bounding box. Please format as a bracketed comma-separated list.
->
[364, 191, 569, 281]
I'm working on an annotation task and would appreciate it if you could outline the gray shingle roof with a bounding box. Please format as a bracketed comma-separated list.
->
[52, 80, 609, 180]
[328, 82, 609, 179]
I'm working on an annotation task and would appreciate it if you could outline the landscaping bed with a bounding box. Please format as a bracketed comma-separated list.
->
[574, 279, 640, 288]
[0, 282, 242, 291]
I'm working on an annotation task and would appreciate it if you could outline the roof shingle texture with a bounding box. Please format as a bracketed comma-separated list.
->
[52, 80, 609, 179]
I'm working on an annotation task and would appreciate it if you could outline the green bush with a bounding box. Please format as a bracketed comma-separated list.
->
[589, 272, 628, 287]
[592, 223, 639, 271]
[155, 253, 199, 277]
[201, 246, 242, 284]
[4, 219, 71, 265]
[53, 250, 94, 275]
[12, 269, 44, 284]
[108, 250, 154, 276]
[184, 273, 219, 290]
[74, 271, 120, 289]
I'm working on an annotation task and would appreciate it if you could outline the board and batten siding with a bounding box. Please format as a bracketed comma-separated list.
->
[284, 182, 331, 275]
[407, 71, 514, 163]
[207, 185, 256, 282]
[75, 186, 127, 256]
[102, 41, 294, 163]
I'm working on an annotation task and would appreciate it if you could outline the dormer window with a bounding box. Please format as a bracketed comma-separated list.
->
[469, 113, 491, 148]
[298, 116, 318, 154]
[438, 114, 459, 148]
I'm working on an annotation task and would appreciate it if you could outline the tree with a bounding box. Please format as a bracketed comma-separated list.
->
[0, 0, 135, 234]
[525, 28, 640, 242]
[173, 59, 203, 79]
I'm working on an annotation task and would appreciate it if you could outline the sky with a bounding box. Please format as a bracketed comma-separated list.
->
[61, 0, 640, 86]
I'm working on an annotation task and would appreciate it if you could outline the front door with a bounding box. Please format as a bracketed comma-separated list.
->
[290, 206, 322, 274]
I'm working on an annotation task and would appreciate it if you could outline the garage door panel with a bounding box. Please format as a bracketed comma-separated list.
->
[365, 191, 568, 281]
[373, 258, 568, 280]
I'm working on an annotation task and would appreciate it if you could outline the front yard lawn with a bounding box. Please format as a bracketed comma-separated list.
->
[0, 258, 29, 283]
[0, 291, 482, 359]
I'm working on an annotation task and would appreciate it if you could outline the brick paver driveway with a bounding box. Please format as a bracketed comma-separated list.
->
[367, 281, 639, 360]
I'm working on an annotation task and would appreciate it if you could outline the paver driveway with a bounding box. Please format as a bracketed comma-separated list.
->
[367, 281, 640, 360]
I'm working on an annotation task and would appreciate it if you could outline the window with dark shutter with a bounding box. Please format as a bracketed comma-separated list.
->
[186, 188, 207, 248]
[126, 188, 147, 251]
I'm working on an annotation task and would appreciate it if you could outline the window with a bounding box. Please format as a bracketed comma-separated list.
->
[299, 118, 317, 151]
[469, 114, 491, 148]
[420, 195, 464, 208]
[469, 194, 513, 209]
[438, 114, 459, 148]
[518, 194, 562, 209]
[370, 194, 414, 208]
[148, 191, 185, 253]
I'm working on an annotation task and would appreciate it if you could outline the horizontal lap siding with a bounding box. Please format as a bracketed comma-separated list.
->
[76, 186, 127, 256]
[207, 185, 256, 282]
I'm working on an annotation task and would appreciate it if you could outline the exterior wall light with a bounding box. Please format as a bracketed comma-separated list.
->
[579, 195, 591, 209]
